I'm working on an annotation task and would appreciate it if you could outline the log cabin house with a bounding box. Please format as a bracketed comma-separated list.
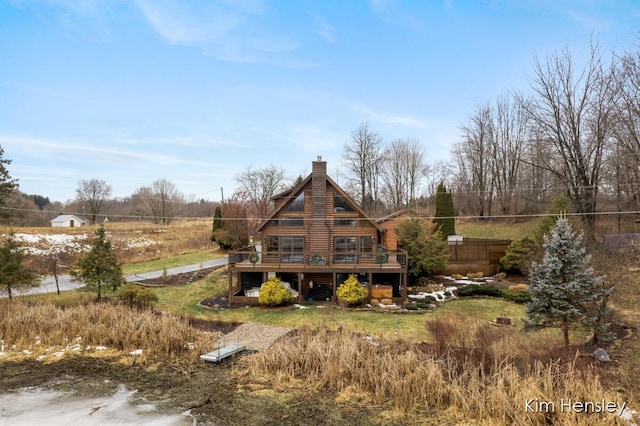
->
[228, 157, 408, 305]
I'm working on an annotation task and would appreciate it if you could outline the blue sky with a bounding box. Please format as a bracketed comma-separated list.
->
[1, 0, 639, 203]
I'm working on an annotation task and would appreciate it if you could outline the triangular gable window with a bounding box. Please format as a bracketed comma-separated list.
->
[333, 191, 355, 212]
[283, 192, 305, 212]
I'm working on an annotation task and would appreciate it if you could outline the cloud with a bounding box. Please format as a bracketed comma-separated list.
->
[133, 0, 244, 45]
[133, 0, 304, 64]
[313, 14, 337, 43]
[0, 135, 209, 167]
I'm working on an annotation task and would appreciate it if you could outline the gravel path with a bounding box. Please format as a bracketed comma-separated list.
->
[215, 323, 292, 352]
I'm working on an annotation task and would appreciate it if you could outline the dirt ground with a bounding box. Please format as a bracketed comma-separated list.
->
[0, 347, 394, 425]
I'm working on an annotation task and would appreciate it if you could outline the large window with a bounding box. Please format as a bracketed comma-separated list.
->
[281, 236, 305, 263]
[334, 236, 358, 263]
[334, 236, 375, 263]
[284, 192, 305, 212]
[264, 236, 305, 263]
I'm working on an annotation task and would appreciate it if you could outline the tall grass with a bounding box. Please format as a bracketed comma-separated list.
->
[235, 320, 625, 425]
[0, 299, 219, 363]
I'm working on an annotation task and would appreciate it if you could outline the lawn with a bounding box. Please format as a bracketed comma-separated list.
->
[121, 248, 225, 275]
[456, 219, 538, 240]
[151, 268, 527, 342]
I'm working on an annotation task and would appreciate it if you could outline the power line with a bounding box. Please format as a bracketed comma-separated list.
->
[3, 205, 640, 223]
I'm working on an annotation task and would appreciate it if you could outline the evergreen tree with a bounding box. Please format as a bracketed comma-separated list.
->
[72, 226, 125, 301]
[0, 145, 19, 218]
[434, 181, 455, 239]
[0, 231, 40, 299]
[211, 205, 223, 241]
[395, 218, 449, 282]
[526, 217, 612, 345]
[534, 194, 572, 244]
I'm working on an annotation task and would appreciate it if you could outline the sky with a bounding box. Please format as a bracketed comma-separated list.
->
[1, 0, 639, 204]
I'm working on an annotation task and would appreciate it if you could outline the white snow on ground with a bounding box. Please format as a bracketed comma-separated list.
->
[12, 233, 89, 256]
[9, 233, 158, 257]
[408, 286, 458, 302]
[0, 385, 192, 426]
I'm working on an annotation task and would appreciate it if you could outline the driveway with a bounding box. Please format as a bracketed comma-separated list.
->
[6, 257, 228, 297]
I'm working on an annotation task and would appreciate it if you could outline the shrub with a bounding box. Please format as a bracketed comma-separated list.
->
[416, 298, 435, 309]
[456, 284, 532, 303]
[417, 295, 436, 305]
[336, 274, 366, 306]
[258, 277, 293, 307]
[118, 284, 158, 309]
[501, 289, 532, 303]
[500, 236, 538, 275]
[508, 283, 529, 291]
[456, 284, 503, 298]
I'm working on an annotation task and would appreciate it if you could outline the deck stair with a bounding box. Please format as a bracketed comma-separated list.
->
[200, 343, 245, 364]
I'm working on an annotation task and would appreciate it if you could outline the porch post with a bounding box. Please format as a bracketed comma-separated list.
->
[367, 272, 373, 303]
[332, 272, 337, 302]
[298, 272, 303, 303]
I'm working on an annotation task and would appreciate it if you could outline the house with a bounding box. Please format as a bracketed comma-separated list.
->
[228, 157, 408, 304]
[376, 209, 411, 251]
[377, 210, 510, 276]
[50, 214, 84, 228]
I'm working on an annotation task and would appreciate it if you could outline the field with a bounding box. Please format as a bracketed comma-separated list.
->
[1, 218, 218, 275]
[1, 218, 639, 425]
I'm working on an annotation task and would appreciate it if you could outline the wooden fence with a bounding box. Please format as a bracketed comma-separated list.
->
[445, 238, 511, 275]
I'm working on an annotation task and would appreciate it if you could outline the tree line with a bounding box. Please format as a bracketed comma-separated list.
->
[4, 39, 640, 242]
[342, 40, 640, 243]
[1, 177, 219, 226]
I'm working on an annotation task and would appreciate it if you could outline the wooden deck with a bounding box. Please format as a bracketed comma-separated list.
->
[229, 250, 407, 272]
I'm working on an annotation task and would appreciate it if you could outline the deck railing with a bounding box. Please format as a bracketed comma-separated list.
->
[229, 247, 407, 268]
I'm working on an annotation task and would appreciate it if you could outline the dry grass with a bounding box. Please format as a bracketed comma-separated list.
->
[0, 298, 219, 363]
[235, 318, 628, 425]
[2, 218, 216, 274]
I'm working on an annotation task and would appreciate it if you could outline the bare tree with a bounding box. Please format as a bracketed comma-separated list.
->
[380, 138, 425, 211]
[423, 160, 454, 200]
[521, 43, 616, 241]
[235, 164, 287, 219]
[76, 178, 112, 224]
[214, 190, 251, 250]
[609, 46, 640, 215]
[343, 122, 383, 212]
[131, 179, 183, 225]
[491, 93, 529, 215]
[454, 102, 495, 217]
[519, 129, 559, 214]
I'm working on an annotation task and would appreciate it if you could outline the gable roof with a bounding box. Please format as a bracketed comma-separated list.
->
[376, 209, 411, 225]
[255, 168, 381, 233]
[50, 214, 83, 223]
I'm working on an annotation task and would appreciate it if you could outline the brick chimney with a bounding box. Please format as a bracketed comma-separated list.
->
[310, 156, 329, 254]
[311, 156, 327, 224]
